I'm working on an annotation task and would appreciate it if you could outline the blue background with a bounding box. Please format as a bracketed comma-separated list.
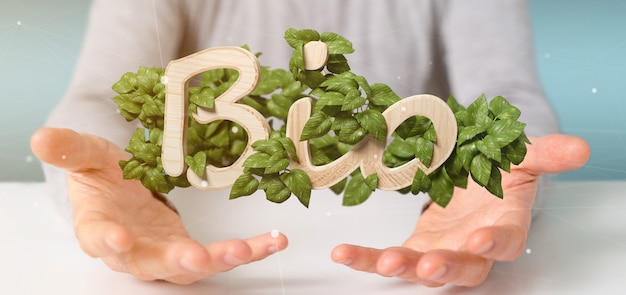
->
[1, 0, 624, 181]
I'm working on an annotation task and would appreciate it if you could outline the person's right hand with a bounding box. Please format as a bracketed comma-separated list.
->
[31, 128, 288, 284]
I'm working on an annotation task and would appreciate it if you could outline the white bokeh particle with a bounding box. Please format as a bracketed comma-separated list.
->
[591, 87, 598, 94]
[526, 248, 532, 254]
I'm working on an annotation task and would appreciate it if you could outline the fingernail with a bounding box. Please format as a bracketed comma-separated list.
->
[390, 265, 407, 277]
[476, 240, 495, 255]
[267, 245, 278, 254]
[223, 253, 245, 266]
[429, 265, 447, 281]
[104, 235, 123, 253]
[180, 256, 202, 272]
[335, 258, 353, 266]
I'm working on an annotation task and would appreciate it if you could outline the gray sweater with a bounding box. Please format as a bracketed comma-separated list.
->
[44, 0, 558, 218]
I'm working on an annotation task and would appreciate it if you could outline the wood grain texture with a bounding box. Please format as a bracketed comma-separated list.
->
[286, 95, 457, 190]
[162, 47, 270, 189]
[161, 45, 457, 192]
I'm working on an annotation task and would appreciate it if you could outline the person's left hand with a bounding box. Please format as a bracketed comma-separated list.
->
[331, 134, 590, 287]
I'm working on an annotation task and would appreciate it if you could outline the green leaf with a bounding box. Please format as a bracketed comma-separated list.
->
[271, 93, 293, 108]
[317, 91, 345, 108]
[347, 73, 372, 98]
[281, 169, 312, 207]
[485, 166, 504, 198]
[320, 76, 359, 94]
[252, 139, 283, 155]
[447, 167, 469, 189]
[190, 88, 215, 109]
[330, 178, 347, 194]
[142, 167, 173, 194]
[276, 137, 298, 162]
[414, 137, 434, 167]
[394, 116, 431, 139]
[285, 28, 320, 49]
[230, 139, 247, 157]
[184, 152, 206, 177]
[339, 126, 366, 145]
[503, 136, 528, 165]
[298, 70, 326, 89]
[369, 83, 400, 107]
[332, 114, 358, 131]
[498, 154, 512, 172]
[340, 90, 365, 111]
[364, 173, 379, 191]
[320, 32, 355, 54]
[148, 128, 163, 145]
[411, 168, 431, 194]
[230, 172, 259, 199]
[289, 43, 305, 73]
[207, 123, 230, 148]
[326, 54, 351, 74]
[387, 137, 415, 159]
[446, 95, 466, 113]
[487, 119, 526, 147]
[457, 126, 486, 146]
[243, 152, 271, 168]
[301, 112, 333, 141]
[423, 124, 437, 142]
[112, 73, 136, 94]
[265, 151, 290, 174]
[490, 96, 521, 120]
[428, 168, 454, 208]
[261, 176, 292, 203]
[470, 153, 492, 187]
[120, 159, 144, 180]
[356, 109, 387, 143]
[476, 135, 502, 162]
[462, 94, 486, 125]
[342, 172, 375, 206]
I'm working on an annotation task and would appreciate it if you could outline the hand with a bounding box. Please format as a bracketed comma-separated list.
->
[31, 128, 288, 284]
[331, 134, 590, 287]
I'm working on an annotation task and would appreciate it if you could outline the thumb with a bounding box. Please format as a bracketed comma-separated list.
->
[30, 128, 127, 172]
[518, 134, 590, 175]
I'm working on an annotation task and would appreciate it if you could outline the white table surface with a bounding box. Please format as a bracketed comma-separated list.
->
[2, 180, 625, 294]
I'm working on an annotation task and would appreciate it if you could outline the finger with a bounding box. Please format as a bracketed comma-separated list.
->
[519, 134, 590, 174]
[30, 128, 125, 172]
[162, 232, 288, 284]
[74, 210, 133, 258]
[466, 225, 527, 261]
[375, 248, 445, 287]
[331, 244, 382, 274]
[332, 245, 443, 287]
[245, 231, 289, 262]
[125, 239, 214, 283]
[417, 250, 492, 287]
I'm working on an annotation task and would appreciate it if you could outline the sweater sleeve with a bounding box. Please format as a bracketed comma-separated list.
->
[438, 0, 559, 211]
[42, 0, 187, 220]
[438, 0, 559, 137]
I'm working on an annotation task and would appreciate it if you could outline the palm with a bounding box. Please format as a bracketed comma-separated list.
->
[407, 167, 536, 253]
[31, 128, 288, 284]
[331, 134, 590, 287]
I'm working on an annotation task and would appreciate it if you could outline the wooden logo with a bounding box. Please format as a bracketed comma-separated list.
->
[161, 44, 457, 191]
